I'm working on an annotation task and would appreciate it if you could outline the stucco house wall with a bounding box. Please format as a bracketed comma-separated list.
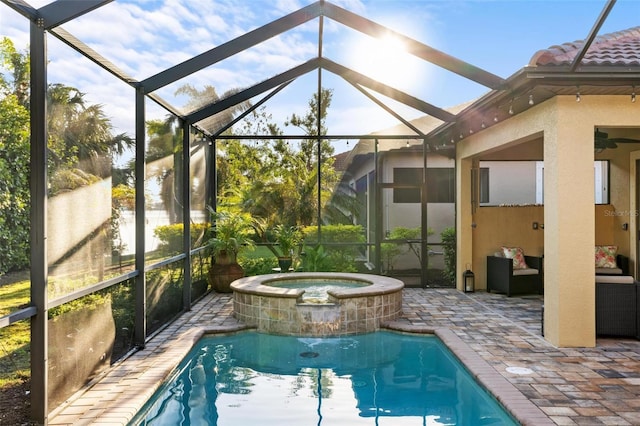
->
[457, 95, 639, 347]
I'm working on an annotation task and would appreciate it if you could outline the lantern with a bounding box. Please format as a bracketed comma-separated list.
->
[463, 267, 475, 293]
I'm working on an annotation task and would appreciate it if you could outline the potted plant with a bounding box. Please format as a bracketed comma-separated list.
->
[205, 208, 255, 292]
[271, 224, 303, 271]
[252, 220, 303, 272]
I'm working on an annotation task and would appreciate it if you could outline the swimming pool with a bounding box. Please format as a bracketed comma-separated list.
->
[131, 331, 517, 425]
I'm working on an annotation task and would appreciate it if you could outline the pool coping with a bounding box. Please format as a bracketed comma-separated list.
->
[230, 271, 405, 299]
[49, 299, 553, 425]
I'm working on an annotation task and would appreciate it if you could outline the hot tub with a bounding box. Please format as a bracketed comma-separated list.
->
[230, 272, 404, 336]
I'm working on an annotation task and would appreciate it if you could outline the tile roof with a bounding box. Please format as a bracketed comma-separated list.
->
[332, 150, 351, 171]
[529, 26, 640, 67]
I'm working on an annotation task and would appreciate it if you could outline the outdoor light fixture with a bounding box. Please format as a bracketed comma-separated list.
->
[469, 128, 473, 134]
[481, 121, 486, 129]
[632, 87, 636, 103]
[493, 114, 499, 122]
[508, 102, 514, 115]
[463, 265, 475, 293]
[576, 87, 581, 102]
[529, 94, 534, 105]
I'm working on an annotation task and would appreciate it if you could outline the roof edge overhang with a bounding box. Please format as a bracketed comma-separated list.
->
[424, 64, 640, 148]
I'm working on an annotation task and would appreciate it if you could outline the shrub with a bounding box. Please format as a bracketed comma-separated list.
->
[154, 223, 209, 256]
[381, 226, 433, 273]
[240, 256, 278, 276]
[302, 224, 365, 272]
[441, 227, 456, 285]
[301, 245, 332, 272]
[0, 94, 30, 275]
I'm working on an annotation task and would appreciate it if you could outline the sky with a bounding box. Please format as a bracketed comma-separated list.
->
[1, 0, 639, 153]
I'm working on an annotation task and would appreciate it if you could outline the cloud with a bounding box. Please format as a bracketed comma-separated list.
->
[0, 0, 443, 141]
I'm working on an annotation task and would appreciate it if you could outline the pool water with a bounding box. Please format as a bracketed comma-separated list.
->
[131, 331, 517, 425]
[267, 279, 369, 303]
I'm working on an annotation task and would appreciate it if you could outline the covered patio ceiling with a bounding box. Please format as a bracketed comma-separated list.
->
[3, 0, 639, 148]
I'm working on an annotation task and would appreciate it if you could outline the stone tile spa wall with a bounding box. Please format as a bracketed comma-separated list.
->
[231, 273, 404, 336]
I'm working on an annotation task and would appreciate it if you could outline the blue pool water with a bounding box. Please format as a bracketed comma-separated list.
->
[268, 279, 368, 303]
[131, 331, 517, 425]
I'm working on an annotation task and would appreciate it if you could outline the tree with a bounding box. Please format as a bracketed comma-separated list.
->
[285, 88, 335, 170]
[1, 38, 132, 183]
[231, 88, 345, 228]
[0, 93, 30, 274]
[47, 83, 133, 182]
[146, 84, 251, 222]
[0, 38, 134, 273]
[0, 37, 29, 106]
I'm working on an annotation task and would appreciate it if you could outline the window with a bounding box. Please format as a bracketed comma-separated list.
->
[479, 168, 489, 203]
[393, 168, 422, 203]
[535, 160, 609, 204]
[426, 168, 455, 203]
[393, 167, 455, 203]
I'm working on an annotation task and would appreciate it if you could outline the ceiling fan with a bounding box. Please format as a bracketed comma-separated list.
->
[595, 129, 640, 151]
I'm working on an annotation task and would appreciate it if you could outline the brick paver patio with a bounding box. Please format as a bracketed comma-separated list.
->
[49, 288, 640, 426]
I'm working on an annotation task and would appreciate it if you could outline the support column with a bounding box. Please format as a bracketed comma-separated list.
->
[543, 98, 595, 347]
[29, 18, 48, 425]
[182, 122, 192, 310]
[456, 157, 474, 291]
[134, 88, 146, 348]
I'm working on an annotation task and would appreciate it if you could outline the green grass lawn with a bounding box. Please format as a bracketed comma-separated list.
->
[0, 279, 31, 388]
[242, 245, 274, 259]
[0, 251, 274, 389]
[0, 280, 30, 317]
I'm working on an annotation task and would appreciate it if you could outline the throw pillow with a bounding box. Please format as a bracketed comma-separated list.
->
[595, 245, 617, 268]
[501, 246, 528, 269]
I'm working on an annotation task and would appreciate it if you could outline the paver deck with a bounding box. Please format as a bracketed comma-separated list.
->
[49, 289, 640, 426]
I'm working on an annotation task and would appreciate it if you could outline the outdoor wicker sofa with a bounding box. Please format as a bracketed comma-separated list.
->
[595, 275, 640, 339]
[486, 254, 543, 296]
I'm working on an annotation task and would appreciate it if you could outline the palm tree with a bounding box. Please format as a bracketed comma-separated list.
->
[47, 83, 133, 180]
[147, 84, 250, 223]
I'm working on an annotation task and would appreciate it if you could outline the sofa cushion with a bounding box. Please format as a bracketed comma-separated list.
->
[513, 268, 539, 276]
[595, 267, 623, 275]
[501, 246, 529, 269]
[595, 245, 618, 269]
[595, 274, 635, 284]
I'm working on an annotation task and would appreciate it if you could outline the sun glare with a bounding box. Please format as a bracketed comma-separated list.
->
[349, 34, 419, 90]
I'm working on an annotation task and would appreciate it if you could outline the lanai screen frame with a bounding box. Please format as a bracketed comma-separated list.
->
[0, 0, 623, 423]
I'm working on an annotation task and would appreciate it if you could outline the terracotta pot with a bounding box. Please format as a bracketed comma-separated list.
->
[209, 254, 244, 293]
[214, 250, 237, 265]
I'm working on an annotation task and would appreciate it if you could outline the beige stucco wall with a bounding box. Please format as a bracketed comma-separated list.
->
[456, 95, 639, 347]
[472, 206, 544, 290]
[471, 205, 616, 291]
